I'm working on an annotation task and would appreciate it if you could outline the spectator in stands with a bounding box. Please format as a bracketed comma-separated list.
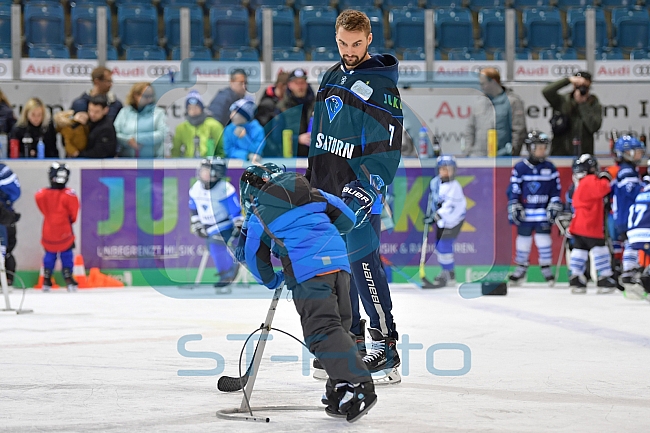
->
[53, 110, 89, 158]
[256, 70, 290, 127]
[10, 98, 58, 158]
[71, 95, 117, 158]
[464, 68, 526, 157]
[71, 66, 123, 122]
[270, 68, 316, 157]
[172, 90, 225, 158]
[223, 98, 265, 162]
[543, 71, 602, 156]
[208, 69, 248, 127]
[114, 82, 168, 158]
[0, 88, 16, 134]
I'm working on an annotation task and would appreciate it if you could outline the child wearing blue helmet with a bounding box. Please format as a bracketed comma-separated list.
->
[424, 155, 467, 288]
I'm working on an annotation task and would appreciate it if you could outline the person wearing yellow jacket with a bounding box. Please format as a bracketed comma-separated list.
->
[172, 91, 225, 158]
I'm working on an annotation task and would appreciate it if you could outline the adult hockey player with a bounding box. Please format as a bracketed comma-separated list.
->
[508, 131, 562, 285]
[567, 154, 617, 294]
[423, 156, 466, 288]
[306, 8, 403, 378]
[0, 163, 21, 287]
[242, 168, 376, 423]
[35, 163, 79, 292]
[188, 158, 242, 291]
[611, 136, 645, 285]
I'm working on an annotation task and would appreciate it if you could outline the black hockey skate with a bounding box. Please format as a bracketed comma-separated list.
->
[322, 381, 350, 419]
[62, 267, 78, 292]
[338, 381, 377, 423]
[596, 276, 617, 294]
[42, 268, 53, 293]
[425, 270, 455, 289]
[540, 265, 555, 287]
[570, 274, 587, 294]
[508, 265, 528, 286]
[214, 264, 240, 295]
[314, 320, 366, 381]
[363, 328, 401, 373]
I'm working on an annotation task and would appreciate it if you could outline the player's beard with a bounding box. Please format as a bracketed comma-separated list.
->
[342, 47, 369, 68]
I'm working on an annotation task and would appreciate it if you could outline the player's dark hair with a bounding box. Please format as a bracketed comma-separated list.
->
[335, 9, 371, 36]
[88, 94, 108, 108]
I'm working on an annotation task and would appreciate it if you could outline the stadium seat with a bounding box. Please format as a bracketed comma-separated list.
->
[600, 0, 634, 10]
[611, 7, 650, 50]
[594, 47, 624, 60]
[566, 7, 607, 50]
[300, 7, 338, 50]
[218, 47, 259, 61]
[24, 2, 66, 47]
[171, 46, 213, 60]
[555, 0, 590, 10]
[294, 0, 330, 9]
[492, 48, 532, 60]
[0, 5, 10, 52]
[339, 0, 376, 9]
[401, 47, 441, 60]
[113, 0, 153, 5]
[365, 8, 385, 49]
[468, 0, 505, 11]
[426, 0, 462, 7]
[210, 6, 250, 48]
[436, 7, 474, 50]
[368, 46, 396, 57]
[28, 45, 70, 59]
[512, 0, 552, 7]
[273, 48, 306, 61]
[69, 0, 109, 5]
[249, 0, 287, 8]
[479, 8, 519, 51]
[311, 47, 338, 61]
[125, 46, 167, 60]
[117, 4, 158, 49]
[0, 46, 10, 58]
[522, 8, 563, 49]
[76, 45, 119, 60]
[536, 47, 577, 60]
[159, 0, 196, 6]
[447, 48, 487, 60]
[389, 8, 425, 51]
[255, 6, 295, 49]
[382, 0, 419, 10]
[629, 48, 650, 60]
[71, 4, 113, 48]
[164, 5, 204, 48]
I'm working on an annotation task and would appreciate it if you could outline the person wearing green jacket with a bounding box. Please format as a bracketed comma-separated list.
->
[172, 91, 225, 158]
[542, 71, 602, 156]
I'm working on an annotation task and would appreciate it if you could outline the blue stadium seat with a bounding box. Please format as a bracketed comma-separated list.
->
[447, 48, 487, 60]
[171, 46, 213, 60]
[164, 5, 204, 48]
[125, 46, 167, 60]
[29, 45, 70, 58]
[24, 3, 66, 47]
[218, 47, 259, 61]
[76, 45, 119, 60]
[368, 46, 396, 57]
[426, 1, 463, 7]
[436, 7, 474, 50]
[365, 8, 385, 49]
[611, 7, 649, 50]
[210, 6, 250, 48]
[159, 0, 196, 6]
[566, 7, 607, 50]
[401, 47, 441, 60]
[113, 0, 154, 5]
[0, 46, 10, 58]
[389, 8, 425, 51]
[339, 0, 376, 9]
[71, 4, 113, 48]
[536, 47, 577, 60]
[249, 0, 287, 8]
[294, 0, 330, 9]
[512, 0, 552, 7]
[555, 0, 590, 10]
[300, 7, 338, 50]
[522, 8, 563, 49]
[629, 48, 650, 60]
[255, 6, 295, 49]
[382, 0, 419, 10]
[479, 8, 519, 50]
[69, 0, 109, 5]
[311, 47, 338, 61]
[204, 0, 243, 7]
[468, 0, 505, 11]
[594, 47, 624, 60]
[117, 4, 158, 49]
[273, 48, 306, 61]
[492, 48, 532, 60]
[0, 5, 10, 52]
[600, 0, 634, 10]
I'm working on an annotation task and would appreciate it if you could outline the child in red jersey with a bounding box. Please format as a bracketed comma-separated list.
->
[35, 162, 79, 292]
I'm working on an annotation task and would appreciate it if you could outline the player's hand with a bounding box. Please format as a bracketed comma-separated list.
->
[266, 270, 284, 290]
[508, 202, 525, 225]
[234, 230, 247, 263]
[191, 221, 208, 238]
[546, 201, 564, 224]
[342, 180, 378, 228]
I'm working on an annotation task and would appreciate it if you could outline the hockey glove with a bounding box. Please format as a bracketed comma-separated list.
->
[546, 201, 564, 224]
[266, 270, 284, 290]
[555, 211, 572, 236]
[423, 212, 441, 225]
[598, 171, 613, 182]
[190, 220, 208, 238]
[342, 180, 378, 228]
[508, 202, 525, 225]
[234, 229, 247, 263]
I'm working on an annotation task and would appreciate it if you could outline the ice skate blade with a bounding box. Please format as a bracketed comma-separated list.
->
[325, 407, 347, 419]
[214, 287, 233, 295]
[623, 284, 647, 301]
[370, 367, 401, 385]
[596, 287, 616, 295]
[570, 287, 587, 294]
[313, 368, 328, 381]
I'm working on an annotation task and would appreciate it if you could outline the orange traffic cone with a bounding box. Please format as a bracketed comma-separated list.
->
[34, 266, 59, 289]
[73, 254, 89, 288]
[88, 267, 124, 288]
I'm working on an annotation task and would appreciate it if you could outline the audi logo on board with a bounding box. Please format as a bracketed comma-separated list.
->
[0, 63, 6, 76]
[551, 64, 582, 76]
[632, 65, 650, 76]
[63, 64, 95, 76]
[147, 65, 179, 76]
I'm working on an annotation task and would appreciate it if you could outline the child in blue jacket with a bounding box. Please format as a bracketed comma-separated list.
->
[223, 99, 265, 162]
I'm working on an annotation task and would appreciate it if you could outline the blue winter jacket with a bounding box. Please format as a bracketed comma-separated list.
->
[245, 172, 355, 286]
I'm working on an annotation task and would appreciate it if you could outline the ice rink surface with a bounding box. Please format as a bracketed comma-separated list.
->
[2, 283, 650, 433]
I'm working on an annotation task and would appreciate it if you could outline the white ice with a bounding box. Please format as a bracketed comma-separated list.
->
[1, 283, 650, 433]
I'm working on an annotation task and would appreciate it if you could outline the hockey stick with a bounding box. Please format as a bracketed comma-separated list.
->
[420, 176, 439, 288]
[217, 285, 283, 393]
[554, 233, 568, 284]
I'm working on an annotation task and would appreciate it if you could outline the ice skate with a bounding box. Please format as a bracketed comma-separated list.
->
[570, 274, 587, 294]
[63, 268, 78, 292]
[214, 265, 239, 295]
[622, 277, 648, 301]
[426, 270, 455, 289]
[596, 275, 617, 294]
[338, 381, 378, 423]
[508, 265, 528, 286]
[540, 265, 555, 287]
[322, 381, 350, 418]
[42, 269, 53, 293]
[363, 328, 401, 384]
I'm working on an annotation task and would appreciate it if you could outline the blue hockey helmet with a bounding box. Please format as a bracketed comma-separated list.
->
[436, 155, 457, 180]
[614, 135, 645, 165]
[197, 157, 226, 189]
[239, 163, 284, 213]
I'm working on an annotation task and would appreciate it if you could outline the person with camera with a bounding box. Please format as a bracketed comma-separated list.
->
[542, 71, 602, 156]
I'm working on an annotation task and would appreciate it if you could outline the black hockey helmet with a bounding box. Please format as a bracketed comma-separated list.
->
[239, 163, 284, 213]
[197, 157, 226, 189]
[525, 130, 551, 163]
[572, 153, 598, 179]
[49, 162, 70, 189]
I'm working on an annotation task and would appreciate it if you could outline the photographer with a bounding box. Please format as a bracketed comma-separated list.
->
[542, 71, 602, 156]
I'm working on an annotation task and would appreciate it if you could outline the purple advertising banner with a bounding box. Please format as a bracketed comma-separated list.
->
[81, 167, 496, 270]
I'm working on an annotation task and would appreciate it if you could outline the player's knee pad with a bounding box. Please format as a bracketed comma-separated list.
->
[515, 235, 533, 265]
[591, 245, 612, 273]
[569, 248, 589, 275]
